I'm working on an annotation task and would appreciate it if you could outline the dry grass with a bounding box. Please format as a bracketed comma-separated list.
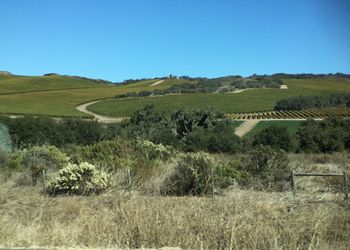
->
[0, 153, 349, 249]
[0, 182, 349, 249]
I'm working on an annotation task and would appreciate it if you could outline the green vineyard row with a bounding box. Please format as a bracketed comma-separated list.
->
[229, 107, 350, 120]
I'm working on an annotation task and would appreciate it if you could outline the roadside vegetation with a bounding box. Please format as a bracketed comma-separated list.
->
[0, 110, 349, 248]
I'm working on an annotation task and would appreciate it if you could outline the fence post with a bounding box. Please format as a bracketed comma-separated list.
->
[291, 171, 296, 196]
[211, 168, 215, 198]
[343, 171, 348, 201]
[42, 170, 46, 196]
[127, 169, 132, 192]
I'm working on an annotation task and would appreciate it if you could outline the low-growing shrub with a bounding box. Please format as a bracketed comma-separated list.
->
[161, 152, 240, 196]
[0, 149, 9, 167]
[47, 162, 110, 196]
[81, 140, 133, 171]
[247, 145, 290, 189]
[161, 152, 215, 196]
[135, 140, 172, 161]
[21, 145, 69, 185]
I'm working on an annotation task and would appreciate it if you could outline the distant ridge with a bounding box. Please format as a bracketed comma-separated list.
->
[0, 71, 12, 75]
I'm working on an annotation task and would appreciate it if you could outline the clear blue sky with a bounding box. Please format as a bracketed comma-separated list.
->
[1, 0, 349, 81]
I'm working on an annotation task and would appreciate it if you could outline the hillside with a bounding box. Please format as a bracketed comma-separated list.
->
[88, 77, 350, 117]
[0, 76, 189, 117]
[0, 73, 349, 118]
[0, 75, 104, 95]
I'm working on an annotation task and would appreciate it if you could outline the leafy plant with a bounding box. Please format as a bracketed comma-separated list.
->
[47, 162, 110, 196]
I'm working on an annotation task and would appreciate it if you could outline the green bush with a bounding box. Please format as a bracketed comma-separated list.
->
[80, 139, 170, 186]
[297, 118, 350, 153]
[47, 162, 110, 196]
[135, 140, 172, 161]
[0, 116, 122, 148]
[0, 122, 12, 152]
[181, 123, 241, 153]
[21, 145, 69, 185]
[161, 152, 215, 196]
[161, 152, 239, 196]
[247, 145, 290, 189]
[81, 140, 132, 171]
[0, 149, 9, 167]
[253, 125, 295, 152]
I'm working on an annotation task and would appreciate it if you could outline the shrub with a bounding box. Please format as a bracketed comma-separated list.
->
[21, 145, 69, 185]
[47, 162, 110, 196]
[1, 116, 121, 148]
[81, 140, 133, 171]
[181, 123, 241, 153]
[161, 152, 215, 196]
[135, 140, 172, 161]
[161, 152, 240, 196]
[207, 122, 241, 153]
[0, 149, 9, 167]
[0, 122, 12, 152]
[297, 118, 349, 153]
[247, 145, 290, 189]
[253, 125, 295, 151]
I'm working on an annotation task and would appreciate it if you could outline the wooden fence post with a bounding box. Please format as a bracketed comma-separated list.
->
[211, 168, 215, 198]
[343, 171, 348, 201]
[42, 170, 46, 196]
[291, 171, 296, 196]
[127, 169, 132, 192]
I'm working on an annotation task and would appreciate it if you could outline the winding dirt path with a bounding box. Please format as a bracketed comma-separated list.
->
[75, 100, 124, 123]
[234, 120, 260, 137]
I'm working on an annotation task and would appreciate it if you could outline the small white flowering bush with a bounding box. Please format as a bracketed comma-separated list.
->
[47, 162, 110, 196]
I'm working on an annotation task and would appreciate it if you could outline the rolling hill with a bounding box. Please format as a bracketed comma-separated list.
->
[87, 77, 350, 117]
[0, 74, 192, 117]
[0, 73, 349, 118]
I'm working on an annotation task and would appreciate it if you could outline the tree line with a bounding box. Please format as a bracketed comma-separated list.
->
[1, 106, 350, 154]
[274, 94, 350, 111]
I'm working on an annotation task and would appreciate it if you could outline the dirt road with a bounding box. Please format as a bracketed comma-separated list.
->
[150, 80, 165, 86]
[234, 120, 260, 137]
[75, 101, 124, 123]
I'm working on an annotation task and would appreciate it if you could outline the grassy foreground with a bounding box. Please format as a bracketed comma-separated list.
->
[0, 185, 349, 249]
[0, 153, 349, 249]
[88, 78, 350, 117]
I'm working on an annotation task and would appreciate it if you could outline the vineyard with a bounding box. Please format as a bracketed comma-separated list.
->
[229, 107, 350, 120]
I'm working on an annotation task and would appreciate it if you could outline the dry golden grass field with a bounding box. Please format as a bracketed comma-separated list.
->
[0, 154, 349, 250]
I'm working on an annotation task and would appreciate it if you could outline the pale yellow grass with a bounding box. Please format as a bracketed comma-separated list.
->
[0, 182, 349, 250]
